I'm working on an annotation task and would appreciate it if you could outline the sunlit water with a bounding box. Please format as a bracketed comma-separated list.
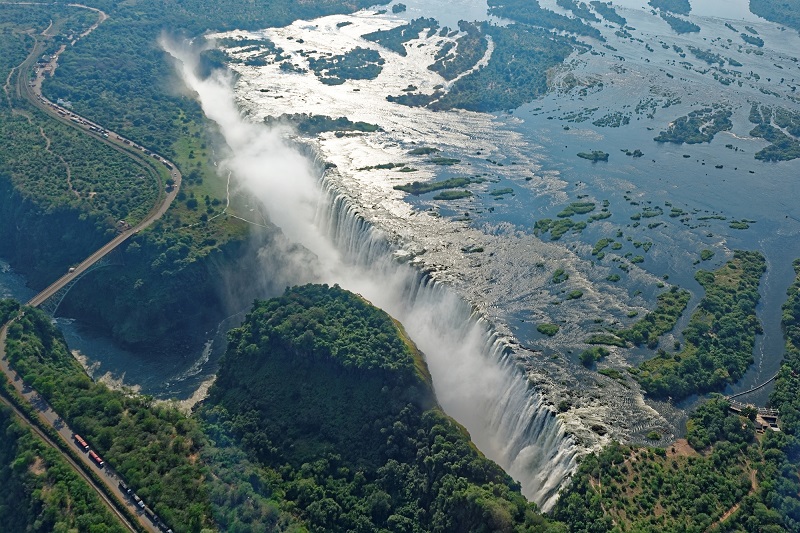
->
[210, 0, 800, 437]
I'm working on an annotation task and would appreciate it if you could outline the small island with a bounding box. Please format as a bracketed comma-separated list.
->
[577, 150, 609, 162]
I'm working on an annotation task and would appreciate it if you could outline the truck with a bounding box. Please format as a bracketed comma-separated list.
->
[88, 450, 104, 468]
[73, 434, 89, 451]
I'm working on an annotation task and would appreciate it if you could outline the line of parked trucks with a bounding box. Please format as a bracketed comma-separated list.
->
[73, 433, 173, 532]
[39, 95, 177, 175]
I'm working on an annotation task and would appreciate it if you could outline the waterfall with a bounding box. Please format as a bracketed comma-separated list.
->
[315, 172, 580, 510]
[163, 40, 580, 510]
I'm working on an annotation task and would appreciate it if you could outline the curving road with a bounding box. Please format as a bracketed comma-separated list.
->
[0, 4, 184, 532]
[18, 13, 183, 308]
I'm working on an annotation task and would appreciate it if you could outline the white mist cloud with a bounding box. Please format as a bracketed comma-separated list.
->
[162, 38, 342, 276]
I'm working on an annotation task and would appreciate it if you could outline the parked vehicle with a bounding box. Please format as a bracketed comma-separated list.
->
[88, 450, 104, 468]
[72, 433, 89, 451]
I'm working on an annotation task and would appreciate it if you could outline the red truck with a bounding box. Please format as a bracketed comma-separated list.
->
[88, 450, 105, 468]
[73, 434, 89, 452]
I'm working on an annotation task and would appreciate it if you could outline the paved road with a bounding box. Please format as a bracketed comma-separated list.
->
[22, 41, 182, 308]
[0, 5, 183, 532]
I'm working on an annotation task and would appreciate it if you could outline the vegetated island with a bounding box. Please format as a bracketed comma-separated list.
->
[263, 113, 381, 134]
[393, 176, 482, 195]
[577, 150, 609, 162]
[306, 47, 385, 85]
[535, 201, 611, 240]
[749, 103, 800, 161]
[648, 0, 691, 14]
[654, 106, 732, 144]
[741, 32, 765, 47]
[631, 251, 766, 401]
[428, 21, 488, 81]
[537, 323, 560, 336]
[659, 12, 700, 34]
[590, 1, 627, 25]
[586, 286, 691, 349]
[556, 0, 600, 22]
[433, 189, 473, 200]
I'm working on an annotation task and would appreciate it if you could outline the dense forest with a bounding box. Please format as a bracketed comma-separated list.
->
[0, 6, 161, 286]
[0, 406, 127, 532]
[750, 0, 800, 33]
[203, 284, 562, 532]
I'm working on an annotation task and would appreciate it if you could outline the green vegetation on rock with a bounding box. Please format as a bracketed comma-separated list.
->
[537, 323, 560, 336]
[393, 176, 479, 195]
[433, 190, 472, 200]
[579, 346, 609, 367]
[535, 218, 587, 240]
[615, 287, 691, 349]
[577, 151, 609, 162]
[552, 268, 570, 284]
[592, 238, 613, 255]
[557, 202, 596, 217]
